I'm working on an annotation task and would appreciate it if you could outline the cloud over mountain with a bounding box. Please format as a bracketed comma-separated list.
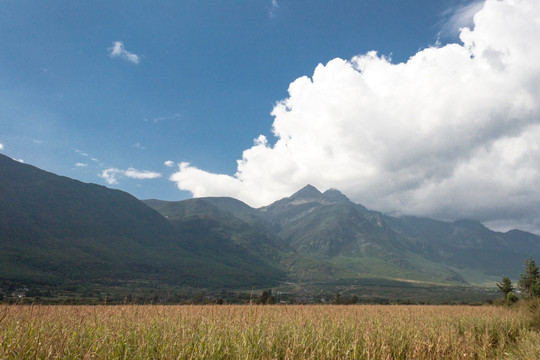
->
[171, 0, 540, 233]
[101, 167, 161, 185]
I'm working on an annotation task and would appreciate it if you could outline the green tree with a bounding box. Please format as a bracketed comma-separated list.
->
[496, 276, 514, 296]
[258, 290, 275, 304]
[507, 292, 518, 303]
[532, 279, 540, 298]
[518, 257, 540, 298]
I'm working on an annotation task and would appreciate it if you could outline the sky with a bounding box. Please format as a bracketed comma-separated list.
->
[1, 0, 540, 234]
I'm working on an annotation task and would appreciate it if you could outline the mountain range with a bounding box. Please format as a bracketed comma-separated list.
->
[1, 153, 539, 302]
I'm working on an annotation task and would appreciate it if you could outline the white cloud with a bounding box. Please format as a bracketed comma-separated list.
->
[100, 168, 121, 185]
[15, 158, 24, 163]
[269, 0, 280, 17]
[133, 142, 146, 150]
[75, 162, 88, 167]
[109, 41, 140, 64]
[124, 168, 161, 180]
[0, 143, 3, 150]
[100, 167, 161, 185]
[171, 0, 540, 232]
[164, 160, 175, 167]
[440, 0, 486, 37]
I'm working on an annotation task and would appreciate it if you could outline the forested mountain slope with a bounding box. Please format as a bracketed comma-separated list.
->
[0, 154, 285, 291]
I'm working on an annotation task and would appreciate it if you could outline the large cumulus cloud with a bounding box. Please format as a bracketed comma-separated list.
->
[171, 0, 540, 233]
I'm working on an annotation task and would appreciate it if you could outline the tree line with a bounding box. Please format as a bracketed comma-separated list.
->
[497, 256, 540, 302]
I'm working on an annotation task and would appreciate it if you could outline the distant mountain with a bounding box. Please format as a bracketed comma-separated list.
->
[2, 154, 540, 302]
[143, 197, 291, 269]
[150, 184, 540, 285]
[259, 185, 540, 283]
[258, 185, 466, 283]
[384, 216, 540, 280]
[0, 154, 285, 293]
[259, 185, 399, 257]
[0, 154, 177, 283]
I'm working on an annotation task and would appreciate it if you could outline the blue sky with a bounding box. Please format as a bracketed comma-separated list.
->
[2, 0, 540, 233]
[1, 0, 469, 196]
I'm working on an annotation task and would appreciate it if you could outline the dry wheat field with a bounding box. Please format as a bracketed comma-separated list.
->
[1, 304, 539, 359]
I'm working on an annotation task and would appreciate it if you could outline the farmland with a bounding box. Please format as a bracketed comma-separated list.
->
[1, 304, 539, 359]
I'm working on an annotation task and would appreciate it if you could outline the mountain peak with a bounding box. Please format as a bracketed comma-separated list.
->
[322, 188, 350, 203]
[290, 184, 322, 200]
[452, 219, 487, 230]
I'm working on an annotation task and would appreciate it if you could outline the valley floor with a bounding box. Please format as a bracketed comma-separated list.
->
[1, 303, 539, 359]
[1, 276, 501, 305]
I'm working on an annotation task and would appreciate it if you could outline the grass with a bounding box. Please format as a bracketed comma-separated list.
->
[0, 304, 538, 359]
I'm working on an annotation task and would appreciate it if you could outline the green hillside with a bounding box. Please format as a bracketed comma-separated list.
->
[144, 198, 289, 281]
[0, 154, 285, 296]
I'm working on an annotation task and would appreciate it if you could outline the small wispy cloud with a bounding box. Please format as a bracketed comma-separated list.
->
[74, 149, 89, 157]
[164, 160, 175, 167]
[100, 167, 161, 185]
[133, 142, 146, 150]
[0, 143, 4, 150]
[269, 0, 280, 18]
[75, 162, 88, 167]
[124, 168, 161, 180]
[143, 113, 182, 123]
[109, 41, 140, 64]
[75, 149, 99, 163]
